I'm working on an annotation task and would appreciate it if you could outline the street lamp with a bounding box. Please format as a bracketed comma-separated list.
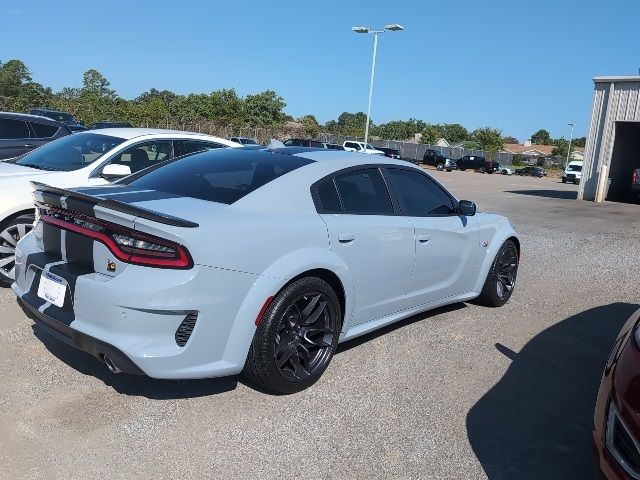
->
[565, 122, 575, 169]
[352, 23, 404, 147]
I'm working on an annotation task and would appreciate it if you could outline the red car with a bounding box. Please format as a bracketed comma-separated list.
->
[594, 306, 640, 479]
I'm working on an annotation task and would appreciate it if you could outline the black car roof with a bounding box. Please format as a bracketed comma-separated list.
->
[0, 111, 64, 125]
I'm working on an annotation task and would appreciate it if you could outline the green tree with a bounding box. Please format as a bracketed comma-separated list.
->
[551, 138, 573, 158]
[0, 59, 32, 97]
[531, 129, 552, 145]
[502, 136, 519, 144]
[440, 123, 468, 143]
[243, 90, 287, 126]
[299, 114, 320, 136]
[374, 118, 426, 140]
[512, 153, 524, 166]
[473, 127, 504, 159]
[419, 124, 440, 144]
[334, 112, 368, 137]
[572, 136, 586, 148]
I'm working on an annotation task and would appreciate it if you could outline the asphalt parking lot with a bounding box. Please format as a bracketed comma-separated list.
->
[1, 170, 639, 479]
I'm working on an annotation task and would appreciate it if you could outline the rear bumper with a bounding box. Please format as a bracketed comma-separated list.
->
[17, 296, 144, 374]
[12, 233, 264, 379]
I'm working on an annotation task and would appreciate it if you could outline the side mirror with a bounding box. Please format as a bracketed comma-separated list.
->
[101, 163, 131, 180]
[458, 200, 476, 216]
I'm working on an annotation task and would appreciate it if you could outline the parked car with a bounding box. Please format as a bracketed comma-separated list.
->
[633, 168, 640, 203]
[90, 121, 134, 129]
[496, 163, 514, 175]
[322, 143, 345, 150]
[0, 129, 240, 286]
[0, 112, 72, 160]
[562, 160, 583, 184]
[230, 136, 259, 146]
[283, 138, 325, 148]
[12, 148, 520, 393]
[342, 141, 384, 155]
[593, 306, 640, 479]
[456, 155, 498, 173]
[376, 146, 402, 159]
[30, 108, 86, 132]
[515, 166, 545, 177]
[423, 149, 457, 171]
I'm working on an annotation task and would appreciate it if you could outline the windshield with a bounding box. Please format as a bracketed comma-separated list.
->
[15, 132, 124, 172]
[240, 138, 257, 145]
[568, 165, 582, 172]
[364, 144, 375, 150]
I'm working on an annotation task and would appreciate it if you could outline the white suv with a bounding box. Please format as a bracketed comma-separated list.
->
[342, 141, 384, 155]
[0, 128, 239, 286]
[562, 160, 583, 184]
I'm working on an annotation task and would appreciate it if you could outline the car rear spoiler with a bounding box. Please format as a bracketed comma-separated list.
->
[31, 182, 199, 228]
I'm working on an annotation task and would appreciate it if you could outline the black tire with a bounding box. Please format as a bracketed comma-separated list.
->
[459, 167, 466, 171]
[502, 170, 508, 175]
[561, 178, 566, 183]
[0, 214, 35, 287]
[436, 163, 444, 171]
[479, 166, 486, 174]
[446, 169, 452, 172]
[243, 276, 341, 394]
[476, 240, 519, 307]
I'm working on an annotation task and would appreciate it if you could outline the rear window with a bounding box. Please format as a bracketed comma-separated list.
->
[126, 149, 314, 204]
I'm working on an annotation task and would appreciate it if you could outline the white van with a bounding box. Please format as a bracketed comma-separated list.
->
[562, 160, 583, 184]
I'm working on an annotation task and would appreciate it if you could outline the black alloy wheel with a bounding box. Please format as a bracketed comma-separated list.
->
[274, 292, 335, 383]
[495, 244, 518, 301]
[476, 239, 519, 307]
[244, 276, 341, 394]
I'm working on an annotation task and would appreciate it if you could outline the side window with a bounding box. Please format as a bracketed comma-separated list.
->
[110, 140, 173, 173]
[353, 143, 362, 150]
[344, 142, 354, 149]
[0, 119, 31, 139]
[334, 168, 394, 215]
[386, 168, 455, 216]
[178, 140, 223, 156]
[283, 140, 293, 146]
[30, 122, 59, 138]
[316, 179, 342, 212]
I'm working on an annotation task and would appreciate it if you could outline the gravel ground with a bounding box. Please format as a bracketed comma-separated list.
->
[1, 171, 639, 480]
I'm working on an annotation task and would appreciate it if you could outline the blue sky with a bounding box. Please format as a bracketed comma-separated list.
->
[1, 0, 639, 141]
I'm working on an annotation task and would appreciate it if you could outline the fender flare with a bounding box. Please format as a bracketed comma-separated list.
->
[220, 247, 355, 368]
[472, 229, 521, 294]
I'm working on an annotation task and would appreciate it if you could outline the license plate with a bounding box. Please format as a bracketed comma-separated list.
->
[37, 271, 66, 308]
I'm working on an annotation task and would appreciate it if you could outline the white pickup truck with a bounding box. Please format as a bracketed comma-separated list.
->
[562, 160, 583, 184]
[343, 141, 384, 155]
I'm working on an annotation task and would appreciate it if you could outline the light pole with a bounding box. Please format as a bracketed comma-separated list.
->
[565, 122, 575, 169]
[352, 23, 404, 147]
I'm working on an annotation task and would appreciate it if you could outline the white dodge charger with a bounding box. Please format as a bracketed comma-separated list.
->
[12, 147, 519, 393]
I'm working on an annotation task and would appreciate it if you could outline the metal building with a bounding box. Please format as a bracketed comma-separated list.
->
[578, 76, 640, 202]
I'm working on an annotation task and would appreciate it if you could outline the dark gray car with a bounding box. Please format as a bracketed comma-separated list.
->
[0, 112, 72, 160]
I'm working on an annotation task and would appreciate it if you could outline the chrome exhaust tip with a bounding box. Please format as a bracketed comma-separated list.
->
[103, 355, 122, 374]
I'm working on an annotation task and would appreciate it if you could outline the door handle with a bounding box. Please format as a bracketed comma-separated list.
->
[338, 233, 355, 244]
[417, 234, 431, 243]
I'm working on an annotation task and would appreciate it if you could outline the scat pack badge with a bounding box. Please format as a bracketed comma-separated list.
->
[481, 240, 489, 248]
[107, 260, 116, 272]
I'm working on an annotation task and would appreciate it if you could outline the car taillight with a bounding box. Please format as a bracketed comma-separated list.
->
[37, 204, 192, 269]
